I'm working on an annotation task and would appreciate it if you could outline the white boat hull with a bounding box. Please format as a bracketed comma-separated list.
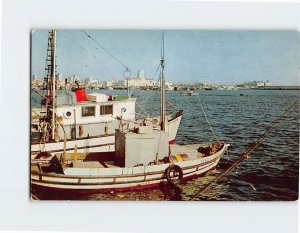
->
[31, 113, 183, 156]
[31, 135, 115, 157]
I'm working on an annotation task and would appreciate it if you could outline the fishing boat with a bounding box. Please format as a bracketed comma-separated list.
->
[31, 32, 229, 192]
[31, 30, 183, 157]
[204, 86, 213, 91]
[181, 90, 199, 96]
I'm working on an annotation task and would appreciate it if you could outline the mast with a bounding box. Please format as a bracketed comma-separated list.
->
[127, 77, 129, 98]
[51, 30, 57, 140]
[160, 32, 166, 131]
[43, 30, 57, 140]
[123, 68, 130, 99]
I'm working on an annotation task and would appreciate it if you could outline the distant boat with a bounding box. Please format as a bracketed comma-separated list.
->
[182, 90, 199, 96]
[165, 86, 174, 91]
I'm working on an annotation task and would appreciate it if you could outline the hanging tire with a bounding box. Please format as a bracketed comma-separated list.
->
[165, 164, 183, 185]
[35, 151, 51, 159]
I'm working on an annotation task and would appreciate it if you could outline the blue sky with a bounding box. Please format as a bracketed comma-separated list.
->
[32, 30, 300, 85]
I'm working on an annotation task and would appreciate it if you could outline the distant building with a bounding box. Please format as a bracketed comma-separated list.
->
[265, 81, 272, 86]
[113, 80, 125, 88]
[90, 79, 98, 84]
[104, 81, 113, 88]
[256, 82, 264, 87]
[137, 70, 145, 79]
[85, 77, 92, 84]
[56, 73, 63, 82]
[126, 77, 143, 87]
[256, 81, 272, 87]
[68, 75, 80, 82]
[144, 79, 157, 87]
[32, 75, 38, 80]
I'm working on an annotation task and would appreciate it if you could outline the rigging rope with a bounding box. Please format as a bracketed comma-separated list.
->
[82, 30, 131, 72]
[85, 35, 116, 80]
[189, 98, 299, 200]
[32, 88, 50, 101]
[135, 62, 162, 118]
[195, 93, 220, 142]
[31, 194, 40, 200]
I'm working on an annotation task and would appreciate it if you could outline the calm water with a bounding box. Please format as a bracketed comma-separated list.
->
[32, 89, 299, 201]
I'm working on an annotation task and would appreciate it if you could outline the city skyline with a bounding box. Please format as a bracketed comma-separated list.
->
[32, 30, 300, 85]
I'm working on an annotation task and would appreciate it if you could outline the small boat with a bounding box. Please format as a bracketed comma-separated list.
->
[203, 85, 213, 90]
[31, 135, 229, 191]
[182, 90, 199, 96]
[31, 31, 229, 193]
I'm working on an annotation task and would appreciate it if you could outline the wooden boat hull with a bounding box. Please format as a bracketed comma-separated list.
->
[31, 143, 229, 192]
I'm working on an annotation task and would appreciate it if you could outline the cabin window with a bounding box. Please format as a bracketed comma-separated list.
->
[63, 110, 72, 119]
[100, 105, 113, 115]
[82, 106, 95, 117]
[66, 111, 71, 117]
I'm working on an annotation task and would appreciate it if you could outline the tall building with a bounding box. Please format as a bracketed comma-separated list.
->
[104, 81, 113, 88]
[85, 77, 92, 83]
[68, 75, 80, 82]
[137, 69, 145, 80]
[56, 73, 63, 82]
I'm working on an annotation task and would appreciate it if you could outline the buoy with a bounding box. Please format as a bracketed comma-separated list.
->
[35, 151, 51, 159]
[170, 154, 189, 162]
[165, 164, 183, 185]
[175, 154, 183, 162]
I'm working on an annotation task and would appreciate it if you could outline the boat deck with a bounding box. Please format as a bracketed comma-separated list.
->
[31, 142, 224, 173]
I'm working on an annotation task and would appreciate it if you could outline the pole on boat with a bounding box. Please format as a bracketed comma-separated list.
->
[50, 30, 57, 140]
[73, 145, 78, 168]
[127, 76, 129, 98]
[63, 134, 67, 166]
[123, 68, 131, 99]
[57, 116, 66, 166]
[160, 31, 166, 131]
[190, 99, 299, 200]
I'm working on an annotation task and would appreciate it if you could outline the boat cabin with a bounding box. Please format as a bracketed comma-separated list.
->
[31, 90, 136, 142]
[55, 92, 135, 126]
[55, 91, 135, 139]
